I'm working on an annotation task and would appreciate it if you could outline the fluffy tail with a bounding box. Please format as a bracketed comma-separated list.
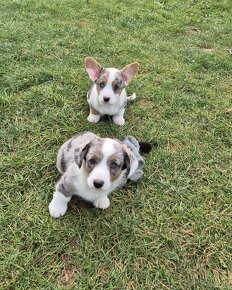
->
[139, 142, 152, 153]
[127, 93, 137, 102]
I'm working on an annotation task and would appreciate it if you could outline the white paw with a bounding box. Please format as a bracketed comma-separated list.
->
[87, 114, 100, 123]
[113, 116, 125, 126]
[127, 93, 137, 101]
[49, 199, 68, 218]
[93, 197, 110, 209]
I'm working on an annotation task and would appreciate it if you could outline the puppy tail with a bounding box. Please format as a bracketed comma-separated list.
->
[139, 142, 152, 153]
[127, 93, 137, 102]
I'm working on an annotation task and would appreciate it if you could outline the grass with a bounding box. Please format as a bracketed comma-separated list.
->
[1, 0, 231, 289]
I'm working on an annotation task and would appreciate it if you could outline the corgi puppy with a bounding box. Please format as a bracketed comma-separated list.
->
[48, 132, 151, 218]
[85, 57, 139, 126]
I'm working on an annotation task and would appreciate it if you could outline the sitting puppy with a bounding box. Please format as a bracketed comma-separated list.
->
[85, 57, 139, 126]
[49, 132, 151, 218]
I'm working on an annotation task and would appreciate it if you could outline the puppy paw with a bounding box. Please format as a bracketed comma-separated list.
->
[93, 197, 110, 209]
[87, 114, 100, 123]
[49, 199, 68, 218]
[113, 116, 125, 126]
[127, 93, 137, 101]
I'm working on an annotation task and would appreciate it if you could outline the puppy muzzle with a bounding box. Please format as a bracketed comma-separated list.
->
[93, 179, 104, 189]
[103, 96, 110, 103]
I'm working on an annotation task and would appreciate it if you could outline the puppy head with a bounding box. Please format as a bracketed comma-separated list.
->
[75, 138, 131, 191]
[85, 57, 139, 105]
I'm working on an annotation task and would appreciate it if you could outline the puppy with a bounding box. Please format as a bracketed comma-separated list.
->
[85, 57, 139, 126]
[49, 132, 151, 218]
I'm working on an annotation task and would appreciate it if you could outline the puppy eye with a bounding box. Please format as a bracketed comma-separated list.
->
[114, 84, 119, 91]
[99, 82, 105, 89]
[110, 162, 119, 169]
[88, 158, 97, 166]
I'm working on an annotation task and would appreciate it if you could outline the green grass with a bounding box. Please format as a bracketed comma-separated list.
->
[1, 0, 232, 289]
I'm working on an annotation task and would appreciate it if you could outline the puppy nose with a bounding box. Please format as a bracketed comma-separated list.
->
[103, 97, 110, 103]
[93, 179, 104, 189]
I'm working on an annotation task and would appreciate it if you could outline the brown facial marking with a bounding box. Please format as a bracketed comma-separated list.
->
[85, 141, 103, 173]
[107, 154, 123, 181]
[112, 77, 124, 95]
[107, 143, 126, 182]
[95, 70, 109, 94]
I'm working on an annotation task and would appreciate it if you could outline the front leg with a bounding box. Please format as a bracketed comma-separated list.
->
[87, 105, 101, 123]
[49, 174, 74, 218]
[113, 108, 125, 126]
[49, 190, 71, 218]
[93, 196, 110, 209]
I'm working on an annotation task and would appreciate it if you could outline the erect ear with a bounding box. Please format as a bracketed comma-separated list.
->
[121, 62, 139, 86]
[122, 151, 131, 177]
[85, 57, 102, 81]
[74, 142, 91, 168]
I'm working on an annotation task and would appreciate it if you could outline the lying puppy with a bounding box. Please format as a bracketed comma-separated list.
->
[85, 57, 139, 125]
[49, 132, 151, 218]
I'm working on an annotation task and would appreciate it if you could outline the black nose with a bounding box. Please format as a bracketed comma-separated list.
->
[103, 97, 110, 103]
[93, 179, 104, 189]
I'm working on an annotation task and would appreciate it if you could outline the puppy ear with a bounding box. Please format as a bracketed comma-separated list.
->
[75, 142, 91, 168]
[121, 62, 139, 86]
[85, 57, 102, 81]
[122, 151, 131, 177]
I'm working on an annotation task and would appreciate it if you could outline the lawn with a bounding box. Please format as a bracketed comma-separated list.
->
[1, 0, 231, 289]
